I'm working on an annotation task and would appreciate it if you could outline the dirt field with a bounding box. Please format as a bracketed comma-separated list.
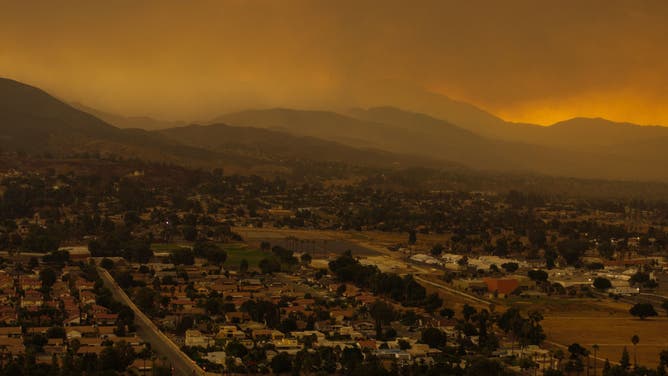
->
[234, 227, 384, 257]
[542, 311, 668, 368]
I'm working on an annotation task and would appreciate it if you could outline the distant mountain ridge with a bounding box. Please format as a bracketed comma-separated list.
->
[72, 102, 187, 131]
[214, 106, 668, 181]
[1, 76, 667, 181]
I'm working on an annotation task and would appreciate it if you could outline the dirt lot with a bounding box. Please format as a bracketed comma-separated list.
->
[542, 308, 668, 368]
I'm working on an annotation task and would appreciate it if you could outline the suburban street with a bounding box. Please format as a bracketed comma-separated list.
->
[97, 267, 205, 376]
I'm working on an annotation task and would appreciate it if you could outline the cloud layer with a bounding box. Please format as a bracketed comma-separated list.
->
[2, 0, 667, 125]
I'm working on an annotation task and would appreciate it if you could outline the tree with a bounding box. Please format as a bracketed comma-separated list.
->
[462, 304, 477, 322]
[39, 268, 57, 288]
[259, 257, 281, 274]
[431, 243, 445, 256]
[557, 239, 589, 266]
[336, 284, 347, 297]
[100, 258, 114, 270]
[527, 269, 549, 283]
[423, 293, 443, 313]
[340, 347, 363, 372]
[239, 259, 249, 274]
[660, 348, 668, 368]
[466, 357, 506, 376]
[193, 241, 227, 264]
[421, 327, 447, 349]
[170, 247, 195, 265]
[501, 262, 519, 273]
[408, 229, 417, 245]
[620, 347, 631, 370]
[270, 352, 292, 374]
[440, 307, 455, 319]
[597, 240, 614, 259]
[630, 303, 658, 320]
[593, 277, 612, 290]
[225, 341, 248, 358]
[590, 344, 600, 376]
[398, 339, 411, 350]
[631, 334, 639, 368]
[369, 301, 395, 339]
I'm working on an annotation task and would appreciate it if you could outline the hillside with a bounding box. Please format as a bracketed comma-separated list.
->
[0, 78, 440, 172]
[72, 102, 187, 130]
[158, 123, 444, 168]
[0, 77, 223, 164]
[215, 107, 668, 181]
[2, 77, 667, 181]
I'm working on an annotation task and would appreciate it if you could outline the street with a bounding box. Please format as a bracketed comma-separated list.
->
[97, 267, 205, 376]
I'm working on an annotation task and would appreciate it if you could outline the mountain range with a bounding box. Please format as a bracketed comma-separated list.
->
[0, 77, 667, 181]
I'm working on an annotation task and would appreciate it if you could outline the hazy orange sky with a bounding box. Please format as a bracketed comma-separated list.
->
[1, 0, 667, 125]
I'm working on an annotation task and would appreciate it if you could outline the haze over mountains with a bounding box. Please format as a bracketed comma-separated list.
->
[1, 77, 667, 182]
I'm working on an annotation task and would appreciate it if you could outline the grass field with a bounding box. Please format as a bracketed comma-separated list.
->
[151, 242, 267, 270]
[222, 243, 266, 270]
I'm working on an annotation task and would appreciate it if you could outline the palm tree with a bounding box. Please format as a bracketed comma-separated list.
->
[631, 335, 639, 368]
[553, 349, 565, 372]
[592, 344, 599, 376]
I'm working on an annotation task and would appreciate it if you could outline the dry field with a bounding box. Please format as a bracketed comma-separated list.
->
[541, 301, 668, 368]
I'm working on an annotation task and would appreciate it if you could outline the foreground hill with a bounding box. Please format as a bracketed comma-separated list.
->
[0, 78, 218, 164]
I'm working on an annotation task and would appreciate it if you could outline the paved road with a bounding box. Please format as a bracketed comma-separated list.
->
[414, 275, 493, 306]
[97, 267, 205, 376]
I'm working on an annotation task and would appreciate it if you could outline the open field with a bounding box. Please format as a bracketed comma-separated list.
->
[150, 243, 191, 252]
[542, 312, 668, 368]
[151, 242, 266, 270]
[234, 227, 384, 257]
[505, 295, 668, 367]
[221, 243, 265, 270]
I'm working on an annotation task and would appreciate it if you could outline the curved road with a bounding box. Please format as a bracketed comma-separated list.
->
[97, 267, 205, 376]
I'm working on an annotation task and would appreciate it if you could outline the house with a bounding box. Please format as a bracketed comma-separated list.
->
[66, 326, 97, 339]
[251, 329, 284, 341]
[225, 311, 250, 324]
[204, 351, 227, 365]
[272, 338, 301, 354]
[19, 275, 42, 290]
[0, 273, 14, 289]
[93, 312, 119, 325]
[185, 329, 214, 348]
[171, 298, 194, 310]
[329, 309, 354, 322]
[0, 327, 22, 338]
[77, 280, 96, 292]
[129, 359, 152, 373]
[80, 291, 97, 305]
[357, 340, 378, 350]
[0, 337, 25, 355]
[21, 290, 44, 308]
[291, 330, 326, 343]
[373, 348, 411, 362]
[185, 330, 213, 347]
[216, 325, 246, 340]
